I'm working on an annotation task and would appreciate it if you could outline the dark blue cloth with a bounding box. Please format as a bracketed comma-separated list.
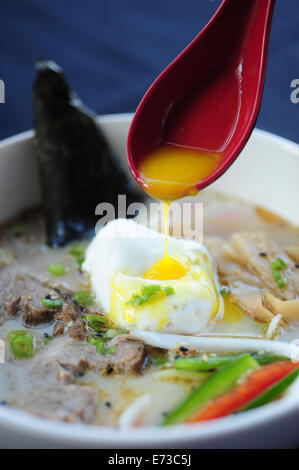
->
[0, 0, 298, 142]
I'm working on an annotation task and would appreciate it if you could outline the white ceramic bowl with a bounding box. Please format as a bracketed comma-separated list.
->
[0, 114, 298, 449]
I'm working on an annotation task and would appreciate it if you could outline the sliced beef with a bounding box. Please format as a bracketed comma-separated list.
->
[51, 288, 85, 339]
[68, 318, 85, 340]
[53, 288, 81, 323]
[13, 334, 145, 423]
[0, 267, 59, 325]
[32, 334, 145, 377]
[53, 321, 65, 336]
[25, 385, 95, 423]
[0, 267, 86, 330]
[107, 334, 146, 373]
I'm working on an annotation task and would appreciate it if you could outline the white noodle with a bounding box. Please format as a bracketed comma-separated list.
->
[118, 394, 151, 429]
[265, 314, 283, 340]
[131, 330, 299, 360]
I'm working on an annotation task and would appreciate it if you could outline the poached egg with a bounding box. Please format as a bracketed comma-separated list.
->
[83, 219, 223, 334]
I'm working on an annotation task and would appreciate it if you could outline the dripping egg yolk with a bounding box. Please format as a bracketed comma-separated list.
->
[143, 201, 186, 281]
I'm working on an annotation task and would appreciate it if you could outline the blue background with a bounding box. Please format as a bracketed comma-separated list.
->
[0, 0, 298, 142]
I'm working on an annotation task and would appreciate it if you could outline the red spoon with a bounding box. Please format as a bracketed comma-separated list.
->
[127, 0, 275, 193]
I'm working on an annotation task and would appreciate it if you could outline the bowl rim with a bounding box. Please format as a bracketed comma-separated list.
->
[0, 113, 298, 152]
[0, 389, 298, 447]
[0, 114, 298, 447]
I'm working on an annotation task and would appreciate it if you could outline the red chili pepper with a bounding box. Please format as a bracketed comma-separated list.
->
[187, 361, 299, 423]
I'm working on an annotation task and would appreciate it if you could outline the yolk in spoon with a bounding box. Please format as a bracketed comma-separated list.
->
[138, 144, 221, 201]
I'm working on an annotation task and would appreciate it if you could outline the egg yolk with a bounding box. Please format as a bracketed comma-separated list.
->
[143, 256, 187, 281]
[222, 294, 243, 323]
[138, 144, 221, 201]
[143, 200, 187, 281]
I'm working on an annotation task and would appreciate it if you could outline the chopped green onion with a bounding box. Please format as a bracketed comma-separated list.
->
[41, 298, 62, 309]
[272, 269, 285, 289]
[85, 314, 107, 331]
[44, 336, 53, 345]
[87, 336, 98, 346]
[126, 284, 175, 306]
[271, 257, 287, 270]
[48, 263, 65, 276]
[127, 294, 146, 306]
[271, 257, 287, 289]
[69, 244, 85, 268]
[96, 338, 116, 355]
[88, 336, 116, 355]
[10, 335, 34, 358]
[72, 291, 93, 307]
[8, 330, 33, 343]
[162, 354, 259, 425]
[219, 287, 228, 296]
[103, 329, 126, 340]
[142, 284, 161, 295]
[164, 286, 175, 296]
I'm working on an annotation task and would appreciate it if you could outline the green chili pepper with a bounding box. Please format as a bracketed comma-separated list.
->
[153, 355, 168, 367]
[242, 367, 299, 411]
[162, 354, 259, 425]
[174, 353, 289, 372]
[251, 353, 290, 366]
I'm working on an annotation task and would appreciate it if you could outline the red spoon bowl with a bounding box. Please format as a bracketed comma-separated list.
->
[127, 0, 275, 194]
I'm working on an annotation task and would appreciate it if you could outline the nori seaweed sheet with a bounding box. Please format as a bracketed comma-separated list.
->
[33, 60, 141, 247]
